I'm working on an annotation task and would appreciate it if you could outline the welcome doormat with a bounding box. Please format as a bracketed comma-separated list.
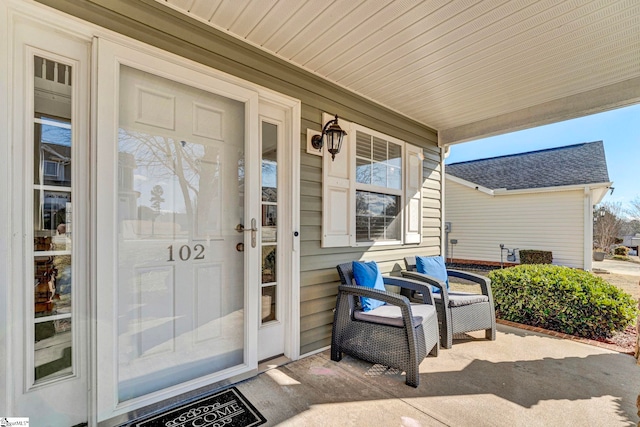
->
[130, 387, 266, 427]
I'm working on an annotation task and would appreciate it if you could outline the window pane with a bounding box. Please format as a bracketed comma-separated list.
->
[355, 190, 400, 242]
[35, 117, 71, 189]
[356, 215, 370, 241]
[356, 157, 371, 184]
[34, 189, 71, 240]
[372, 162, 387, 187]
[262, 205, 277, 242]
[385, 216, 401, 240]
[262, 245, 277, 284]
[356, 131, 371, 157]
[33, 56, 74, 385]
[35, 119, 72, 187]
[261, 285, 277, 323]
[372, 137, 387, 162]
[262, 158, 277, 202]
[34, 255, 72, 317]
[388, 142, 401, 167]
[35, 319, 72, 382]
[388, 165, 401, 189]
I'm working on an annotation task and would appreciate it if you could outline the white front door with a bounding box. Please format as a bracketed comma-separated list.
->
[9, 19, 91, 427]
[96, 40, 261, 421]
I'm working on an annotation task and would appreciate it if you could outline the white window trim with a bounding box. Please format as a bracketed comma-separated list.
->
[321, 114, 422, 248]
[351, 122, 405, 247]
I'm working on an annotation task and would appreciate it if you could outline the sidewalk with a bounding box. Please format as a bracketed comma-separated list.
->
[237, 324, 640, 426]
[593, 258, 640, 276]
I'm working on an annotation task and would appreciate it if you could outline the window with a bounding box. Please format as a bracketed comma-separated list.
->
[355, 131, 403, 243]
[321, 117, 423, 247]
[32, 58, 74, 385]
[43, 160, 60, 177]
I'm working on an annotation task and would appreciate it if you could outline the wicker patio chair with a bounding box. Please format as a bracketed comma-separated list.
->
[402, 256, 496, 349]
[331, 262, 439, 387]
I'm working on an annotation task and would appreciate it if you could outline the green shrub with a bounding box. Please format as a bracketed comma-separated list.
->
[519, 249, 553, 264]
[488, 264, 638, 339]
[614, 246, 629, 256]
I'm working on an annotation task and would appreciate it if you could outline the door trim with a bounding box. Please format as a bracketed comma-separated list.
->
[95, 38, 261, 420]
[257, 96, 301, 361]
[94, 34, 301, 422]
[7, 12, 92, 426]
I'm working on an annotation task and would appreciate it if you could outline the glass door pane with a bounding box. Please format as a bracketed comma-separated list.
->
[116, 65, 246, 401]
[32, 56, 74, 384]
[261, 122, 278, 324]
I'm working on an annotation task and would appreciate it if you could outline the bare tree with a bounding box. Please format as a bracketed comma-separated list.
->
[119, 129, 222, 236]
[593, 201, 625, 252]
[630, 197, 640, 219]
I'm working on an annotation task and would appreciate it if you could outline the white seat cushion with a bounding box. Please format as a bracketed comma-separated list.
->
[354, 303, 436, 328]
[433, 291, 488, 307]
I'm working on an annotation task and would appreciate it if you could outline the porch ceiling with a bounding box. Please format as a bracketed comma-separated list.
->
[159, 0, 640, 145]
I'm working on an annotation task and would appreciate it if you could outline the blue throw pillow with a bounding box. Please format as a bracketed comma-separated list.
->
[415, 256, 449, 294]
[352, 261, 386, 311]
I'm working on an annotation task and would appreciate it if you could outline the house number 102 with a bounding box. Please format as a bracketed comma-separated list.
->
[167, 244, 205, 261]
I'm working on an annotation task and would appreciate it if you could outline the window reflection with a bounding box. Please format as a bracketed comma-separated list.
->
[355, 131, 402, 189]
[355, 130, 403, 243]
[261, 122, 278, 324]
[117, 130, 223, 239]
[356, 191, 400, 242]
[261, 285, 277, 322]
[32, 56, 74, 384]
[262, 245, 277, 284]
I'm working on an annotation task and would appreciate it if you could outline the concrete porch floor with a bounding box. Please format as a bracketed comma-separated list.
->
[238, 324, 640, 426]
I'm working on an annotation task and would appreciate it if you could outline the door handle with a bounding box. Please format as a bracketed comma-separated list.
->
[235, 218, 258, 248]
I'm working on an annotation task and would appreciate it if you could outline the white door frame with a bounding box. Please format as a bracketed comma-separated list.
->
[94, 37, 300, 422]
[256, 95, 300, 364]
[95, 38, 261, 420]
[6, 8, 92, 427]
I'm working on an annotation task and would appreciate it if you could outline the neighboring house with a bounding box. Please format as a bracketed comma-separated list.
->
[622, 234, 640, 255]
[445, 141, 612, 271]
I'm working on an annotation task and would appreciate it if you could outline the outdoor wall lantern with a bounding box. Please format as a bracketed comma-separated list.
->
[311, 114, 348, 161]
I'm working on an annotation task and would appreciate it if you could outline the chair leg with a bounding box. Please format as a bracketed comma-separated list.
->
[429, 342, 439, 357]
[485, 327, 496, 341]
[330, 345, 342, 362]
[405, 368, 419, 388]
[441, 322, 453, 349]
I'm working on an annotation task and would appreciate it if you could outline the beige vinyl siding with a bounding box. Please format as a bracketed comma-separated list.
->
[445, 179, 585, 268]
[40, 0, 442, 356]
[300, 121, 441, 353]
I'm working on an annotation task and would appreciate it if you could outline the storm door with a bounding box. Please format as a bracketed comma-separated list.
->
[96, 40, 261, 420]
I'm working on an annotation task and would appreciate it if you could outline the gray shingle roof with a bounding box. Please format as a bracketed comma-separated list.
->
[445, 141, 610, 191]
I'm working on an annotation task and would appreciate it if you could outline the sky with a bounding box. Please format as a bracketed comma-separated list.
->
[445, 103, 640, 216]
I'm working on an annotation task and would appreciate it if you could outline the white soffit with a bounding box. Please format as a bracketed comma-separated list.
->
[160, 0, 640, 144]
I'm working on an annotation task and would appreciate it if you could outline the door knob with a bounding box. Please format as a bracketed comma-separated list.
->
[235, 218, 257, 247]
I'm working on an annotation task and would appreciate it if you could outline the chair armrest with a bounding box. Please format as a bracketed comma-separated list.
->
[337, 284, 416, 327]
[383, 276, 435, 305]
[400, 271, 448, 306]
[446, 269, 493, 298]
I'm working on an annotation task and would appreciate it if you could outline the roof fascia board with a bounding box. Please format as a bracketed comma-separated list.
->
[445, 173, 612, 197]
[444, 174, 495, 195]
[591, 185, 612, 205]
[439, 76, 640, 146]
[492, 182, 613, 196]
